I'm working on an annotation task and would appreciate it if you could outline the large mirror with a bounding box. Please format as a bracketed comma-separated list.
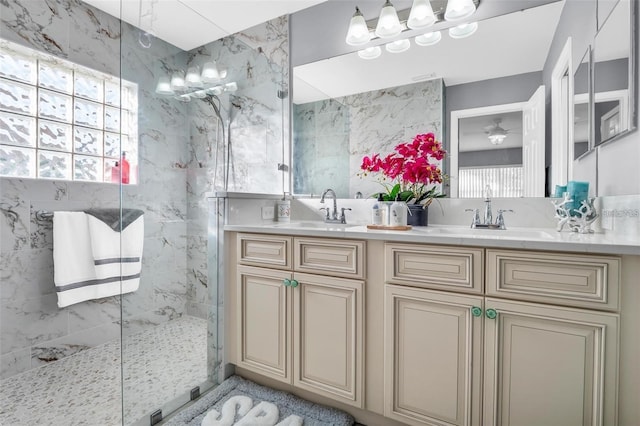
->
[593, 0, 633, 147]
[290, 0, 637, 198]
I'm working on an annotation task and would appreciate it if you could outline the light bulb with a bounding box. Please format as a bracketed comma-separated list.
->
[415, 31, 442, 46]
[448, 22, 478, 39]
[375, 1, 402, 39]
[358, 46, 382, 59]
[170, 70, 186, 92]
[185, 66, 203, 88]
[444, 0, 477, 22]
[201, 62, 220, 83]
[345, 7, 372, 46]
[407, 0, 436, 30]
[155, 76, 174, 95]
[385, 39, 410, 53]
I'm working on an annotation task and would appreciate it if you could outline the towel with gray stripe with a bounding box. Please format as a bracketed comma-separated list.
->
[52, 209, 144, 308]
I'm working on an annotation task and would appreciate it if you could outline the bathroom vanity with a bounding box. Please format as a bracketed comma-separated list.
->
[224, 224, 640, 426]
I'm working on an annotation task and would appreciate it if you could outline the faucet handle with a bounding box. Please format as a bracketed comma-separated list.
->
[340, 207, 352, 224]
[319, 207, 330, 220]
[465, 208, 481, 228]
[495, 209, 514, 230]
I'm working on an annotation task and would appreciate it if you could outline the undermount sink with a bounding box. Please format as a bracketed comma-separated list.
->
[415, 226, 556, 240]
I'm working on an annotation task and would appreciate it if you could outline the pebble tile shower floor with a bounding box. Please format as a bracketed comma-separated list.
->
[0, 316, 208, 425]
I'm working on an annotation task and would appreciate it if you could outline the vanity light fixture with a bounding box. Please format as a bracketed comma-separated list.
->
[448, 21, 478, 39]
[386, 38, 411, 53]
[348, 0, 480, 59]
[415, 30, 442, 46]
[155, 60, 236, 102]
[444, 0, 477, 21]
[407, 0, 436, 30]
[358, 46, 383, 59]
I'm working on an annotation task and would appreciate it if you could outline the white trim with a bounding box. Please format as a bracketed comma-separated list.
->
[550, 37, 573, 190]
[449, 102, 526, 198]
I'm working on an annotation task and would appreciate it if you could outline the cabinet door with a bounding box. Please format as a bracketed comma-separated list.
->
[384, 285, 483, 426]
[292, 272, 364, 407]
[236, 265, 292, 383]
[483, 298, 619, 426]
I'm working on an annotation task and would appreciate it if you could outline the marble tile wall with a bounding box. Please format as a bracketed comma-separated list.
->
[0, 0, 191, 379]
[185, 16, 290, 333]
[293, 79, 444, 198]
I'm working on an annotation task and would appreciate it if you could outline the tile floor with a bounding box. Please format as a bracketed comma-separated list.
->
[0, 316, 209, 426]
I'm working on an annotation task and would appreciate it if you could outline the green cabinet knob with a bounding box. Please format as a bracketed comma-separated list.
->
[283, 278, 291, 287]
[290, 279, 299, 288]
[485, 308, 498, 319]
[471, 306, 482, 317]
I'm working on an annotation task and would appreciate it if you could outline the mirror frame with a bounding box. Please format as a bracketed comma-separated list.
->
[588, 0, 637, 151]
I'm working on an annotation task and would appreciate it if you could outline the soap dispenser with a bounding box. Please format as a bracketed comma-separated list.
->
[390, 194, 407, 226]
[372, 193, 385, 225]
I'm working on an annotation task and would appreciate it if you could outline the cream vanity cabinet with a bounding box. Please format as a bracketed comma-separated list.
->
[383, 243, 621, 426]
[233, 233, 366, 408]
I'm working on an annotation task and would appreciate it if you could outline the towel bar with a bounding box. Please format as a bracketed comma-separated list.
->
[36, 210, 54, 220]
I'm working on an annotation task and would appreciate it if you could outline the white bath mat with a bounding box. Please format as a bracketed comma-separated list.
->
[164, 375, 354, 426]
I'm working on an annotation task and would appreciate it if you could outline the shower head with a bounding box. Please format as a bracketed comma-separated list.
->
[202, 94, 224, 123]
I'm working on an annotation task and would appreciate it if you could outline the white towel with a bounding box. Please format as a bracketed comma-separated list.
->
[53, 211, 144, 308]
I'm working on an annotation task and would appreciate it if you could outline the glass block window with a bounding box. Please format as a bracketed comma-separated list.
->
[0, 40, 138, 183]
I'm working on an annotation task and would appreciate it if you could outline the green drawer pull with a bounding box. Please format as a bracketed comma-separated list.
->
[471, 306, 482, 317]
[485, 308, 498, 319]
[290, 279, 299, 288]
[283, 279, 291, 287]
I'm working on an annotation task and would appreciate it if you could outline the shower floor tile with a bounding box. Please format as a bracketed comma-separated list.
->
[0, 315, 208, 426]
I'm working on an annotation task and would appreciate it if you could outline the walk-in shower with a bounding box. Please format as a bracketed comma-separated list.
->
[0, 0, 289, 423]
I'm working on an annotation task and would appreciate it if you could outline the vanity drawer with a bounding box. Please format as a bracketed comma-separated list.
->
[294, 238, 365, 279]
[384, 243, 484, 294]
[237, 234, 292, 270]
[486, 249, 621, 311]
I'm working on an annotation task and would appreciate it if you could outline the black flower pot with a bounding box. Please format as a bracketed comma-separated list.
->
[407, 204, 428, 226]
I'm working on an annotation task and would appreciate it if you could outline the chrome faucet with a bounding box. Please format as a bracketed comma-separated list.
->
[483, 185, 493, 225]
[320, 188, 341, 223]
[465, 185, 514, 229]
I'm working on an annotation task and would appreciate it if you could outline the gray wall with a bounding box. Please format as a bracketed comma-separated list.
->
[459, 147, 523, 168]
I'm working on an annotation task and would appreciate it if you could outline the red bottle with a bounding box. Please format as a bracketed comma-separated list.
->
[111, 161, 120, 183]
[121, 152, 130, 184]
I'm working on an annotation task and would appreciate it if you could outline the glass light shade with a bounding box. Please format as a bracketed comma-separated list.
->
[185, 66, 203, 88]
[448, 22, 478, 39]
[345, 7, 372, 46]
[357, 46, 382, 59]
[407, 0, 436, 30]
[488, 133, 507, 145]
[415, 31, 442, 46]
[201, 62, 220, 83]
[207, 86, 224, 95]
[375, 1, 402, 39]
[170, 70, 186, 92]
[444, 0, 476, 22]
[385, 38, 411, 53]
[224, 82, 238, 92]
[155, 76, 174, 95]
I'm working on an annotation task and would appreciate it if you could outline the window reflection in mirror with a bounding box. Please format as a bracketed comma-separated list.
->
[593, 0, 631, 146]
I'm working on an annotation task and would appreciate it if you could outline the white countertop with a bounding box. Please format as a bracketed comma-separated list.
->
[224, 222, 640, 256]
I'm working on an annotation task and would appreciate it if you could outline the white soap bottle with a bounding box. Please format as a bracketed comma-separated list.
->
[372, 193, 384, 225]
[390, 194, 407, 226]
